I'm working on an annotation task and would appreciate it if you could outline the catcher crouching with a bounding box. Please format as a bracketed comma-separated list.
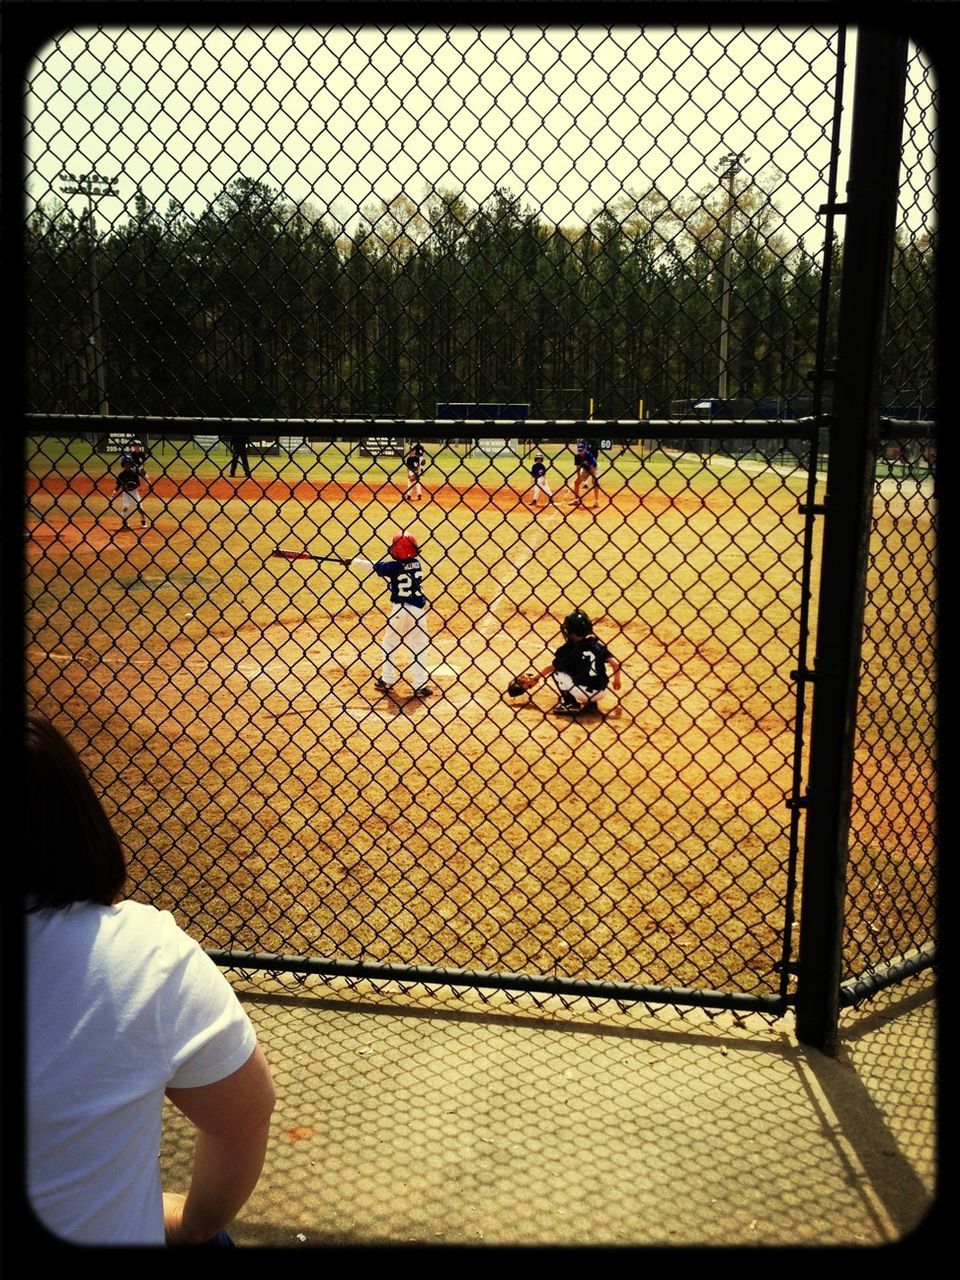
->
[507, 609, 621, 715]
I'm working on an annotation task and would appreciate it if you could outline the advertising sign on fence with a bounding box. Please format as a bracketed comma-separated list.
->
[360, 438, 405, 457]
[472, 438, 520, 456]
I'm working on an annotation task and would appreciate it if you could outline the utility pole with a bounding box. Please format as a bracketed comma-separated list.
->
[59, 170, 119, 415]
[716, 152, 746, 401]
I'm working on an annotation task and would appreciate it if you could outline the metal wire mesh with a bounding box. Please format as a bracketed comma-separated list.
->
[843, 422, 937, 983]
[20, 22, 936, 1013]
[25, 429, 820, 1003]
[840, 42, 939, 988]
[25, 24, 856, 421]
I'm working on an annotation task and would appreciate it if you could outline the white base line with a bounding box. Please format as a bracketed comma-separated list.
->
[339, 707, 396, 723]
[480, 522, 550, 638]
[29, 649, 288, 677]
[30, 648, 163, 670]
[27, 648, 446, 710]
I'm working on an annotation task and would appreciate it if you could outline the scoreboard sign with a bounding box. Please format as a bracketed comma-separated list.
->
[436, 403, 529, 421]
[106, 432, 143, 454]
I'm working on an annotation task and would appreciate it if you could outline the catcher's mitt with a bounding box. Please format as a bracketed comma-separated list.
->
[507, 673, 537, 697]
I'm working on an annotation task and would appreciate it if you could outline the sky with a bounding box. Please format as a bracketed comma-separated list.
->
[21, 22, 935, 248]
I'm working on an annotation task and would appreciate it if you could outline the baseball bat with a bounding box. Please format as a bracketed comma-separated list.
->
[271, 549, 346, 564]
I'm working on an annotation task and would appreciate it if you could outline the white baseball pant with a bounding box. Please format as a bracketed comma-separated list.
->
[551, 670, 600, 707]
[119, 490, 144, 520]
[381, 603, 431, 688]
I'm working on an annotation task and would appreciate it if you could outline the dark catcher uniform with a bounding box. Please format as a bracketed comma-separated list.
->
[546, 609, 621, 714]
[552, 636, 613, 698]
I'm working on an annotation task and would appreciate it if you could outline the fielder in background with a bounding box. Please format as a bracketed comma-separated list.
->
[403, 442, 426, 500]
[572, 440, 600, 507]
[525, 609, 621, 715]
[528, 453, 554, 505]
[225, 431, 252, 480]
[113, 442, 150, 529]
[338, 532, 434, 698]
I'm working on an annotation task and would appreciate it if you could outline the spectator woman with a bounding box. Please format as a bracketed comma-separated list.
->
[24, 713, 276, 1245]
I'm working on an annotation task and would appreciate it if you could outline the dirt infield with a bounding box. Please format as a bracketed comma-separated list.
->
[28, 469, 707, 518]
[24, 461, 936, 997]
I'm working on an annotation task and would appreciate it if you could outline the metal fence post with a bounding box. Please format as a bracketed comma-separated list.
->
[795, 28, 910, 1053]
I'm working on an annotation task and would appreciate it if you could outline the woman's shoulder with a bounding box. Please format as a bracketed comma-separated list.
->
[111, 899, 194, 945]
[62, 900, 200, 964]
[27, 899, 202, 994]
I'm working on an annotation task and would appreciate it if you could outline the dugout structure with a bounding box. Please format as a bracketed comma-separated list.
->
[14, 19, 938, 1052]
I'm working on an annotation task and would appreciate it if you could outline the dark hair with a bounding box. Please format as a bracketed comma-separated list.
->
[25, 714, 128, 911]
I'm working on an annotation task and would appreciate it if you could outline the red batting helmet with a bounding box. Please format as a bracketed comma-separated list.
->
[390, 533, 418, 560]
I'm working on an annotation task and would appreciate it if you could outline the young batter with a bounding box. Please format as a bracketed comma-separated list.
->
[340, 532, 434, 697]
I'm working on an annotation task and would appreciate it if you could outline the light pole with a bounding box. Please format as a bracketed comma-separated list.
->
[59, 170, 119, 415]
[716, 151, 746, 402]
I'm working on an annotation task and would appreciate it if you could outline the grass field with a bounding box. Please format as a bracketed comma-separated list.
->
[23, 436, 936, 999]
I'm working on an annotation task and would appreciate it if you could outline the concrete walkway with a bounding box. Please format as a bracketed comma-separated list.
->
[160, 970, 937, 1250]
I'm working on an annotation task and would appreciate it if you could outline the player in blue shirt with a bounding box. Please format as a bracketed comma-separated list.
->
[522, 609, 621, 715]
[572, 441, 600, 507]
[340, 532, 434, 697]
[113, 443, 150, 528]
[527, 454, 553, 506]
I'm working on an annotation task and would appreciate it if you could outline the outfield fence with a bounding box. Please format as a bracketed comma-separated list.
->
[17, 19, 937, 1048]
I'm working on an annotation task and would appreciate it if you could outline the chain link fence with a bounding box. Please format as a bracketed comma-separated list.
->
[842, 419, 937, 994]
[21, 21, 936, 1019]
[839, 40, 938, 997]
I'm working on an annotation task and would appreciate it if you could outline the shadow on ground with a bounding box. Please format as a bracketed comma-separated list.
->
[161, 971, 937, 1248]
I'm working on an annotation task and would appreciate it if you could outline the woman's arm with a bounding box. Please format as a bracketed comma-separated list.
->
[163, 1044, 276, 1245]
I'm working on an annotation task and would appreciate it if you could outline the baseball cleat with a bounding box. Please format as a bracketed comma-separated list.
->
[552, 701, 581, 716]
[374, 678, 393, 692]
[412, 686, 435, 698]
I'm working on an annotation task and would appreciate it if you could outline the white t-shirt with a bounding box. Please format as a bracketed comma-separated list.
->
[26, 899, 258, 1245]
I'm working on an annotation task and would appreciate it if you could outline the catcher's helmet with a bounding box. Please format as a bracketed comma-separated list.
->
[390, 533, 418, 560]
[562, 609, 592, 639]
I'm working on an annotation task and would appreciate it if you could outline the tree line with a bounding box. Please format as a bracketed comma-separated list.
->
[25, 175, 935, 420]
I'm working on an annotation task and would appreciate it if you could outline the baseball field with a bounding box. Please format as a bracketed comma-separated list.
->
[23, 438, 937, 997]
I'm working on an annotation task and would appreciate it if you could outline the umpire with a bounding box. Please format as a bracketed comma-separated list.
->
[225, 431, 252, 479]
